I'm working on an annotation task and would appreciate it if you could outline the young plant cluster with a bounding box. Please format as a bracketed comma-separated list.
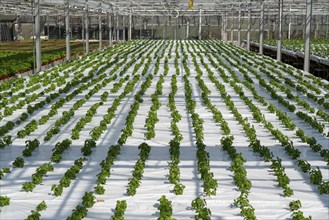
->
[157, 195, 175, 220]
[22, 163, 54, 192]
[51, 157, 86, 196]
[22, 139, 40, 157]
[127, 142, 151, 196]
[25, 201, 47, 220]
[51, 139, 72, 163]
[0, 135, 12, 149]
[191, 197, 211, 220]
[111, 200, 127, 220]
[144, 75, 164, 140]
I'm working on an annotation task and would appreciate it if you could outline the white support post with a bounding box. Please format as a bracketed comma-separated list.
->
[65, 0, 70, 60]
[47, 15, 50, 39]
[231, 9, 234, 43]
[277, 0, 283, 61]
[116, 14, 119, 41]
[85, 1, 89, 54]
[128, 10, 132, 40]
[304, 0, 312, 72]
[140, 18, 142, 39]
[58, 16, 61, 39]
[108, 12, 112, 46]
[224, 12, 227, 42]
[122, 15, 125, 41]
[198, 9, 202, 40]
[247, 4, 251, 51]
[288, 5, 292, 39]
[186, 19, 189, 39]
[238, 9, 241, 46]
[259, 0, 264, 54]
[35, 0, 41, 72]
[98, 7, 102, 50]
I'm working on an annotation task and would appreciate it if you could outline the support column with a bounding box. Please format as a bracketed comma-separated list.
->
[128, 10, 132, 40]
[304, 0, 312, 72]
[231, 10, 234, 43]
[85, 1, 89, 54]
[224, 12, 227, 42]
[35, 0, 41, 72]
[16, 16, 22, 41]
[140, 18, 142, 39]
[122, 15, 125, 41]
[98, 8, 102, 50]
[108, 12, 112, 46]
[277, 0, 283, 61]
[186, 19, 189, 39]
[259, 0, 264, 54]
[58, 16, 61, 39]
[116, 14, 119, 41]
[247, 4, 251, 51]
[288, 5, 292, 39]
[238, 9, 241, 46]
[65, 0, 70, 60]
[47, 15, 50, 39]
[82, 15, 85, 50]
[198, 9, 202, 40]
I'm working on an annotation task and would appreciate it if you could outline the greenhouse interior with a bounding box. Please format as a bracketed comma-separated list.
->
[0, 0, 329, 219]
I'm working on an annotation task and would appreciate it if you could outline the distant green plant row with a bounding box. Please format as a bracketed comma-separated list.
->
[0, 42, 101, 79]
[263, 38, 329, 59]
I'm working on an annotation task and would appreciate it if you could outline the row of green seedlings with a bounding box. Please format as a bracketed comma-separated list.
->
[7, 69, 99, 165]
[144, 75, 164, 140]
[0, 45, 122, 137]
[0, 43, 115, 95]
[0, 139, 38, 181]
[69, 42, 155, 140]
[193, 44, 295, 198]
[94, 74, 155, 195]
[222, 42, 329, 134]
[0, 135, 12, 150]
[25, 200, 47, 220]
[203, 42, 321, 161]
[117, 52, 165, 145]
[157, 195, 175, 220]
[168, 75, 185, 195]
[288, 199, 312, 220]
[41, 45, 149, 142]
[191, 197, 211, 220]
[174, 42, 181, 75]
[181, 43, 218, 197]
[73, 42, 153, 140]
[51, 157, 87, 196]
[259, 66, 327, 136]
[22, 163, 54, 192]
[191, 41, 294, 218]
[207, 42, 329, 165]
[111, 200, 128, 220]
[211, 42, 329, 192]
[201, 42, 328, 194]
[185, 42, 255, 218]
[67, 65, 156, 218]
[0, 54, 86, 117]
[224, 40, 329, 92]
[13, 41, 135, 140]
[50, 63, 153, 195]
[126, 142, 151, 196]
[90, 74, 142, 141]
[14, 62, 114, 140]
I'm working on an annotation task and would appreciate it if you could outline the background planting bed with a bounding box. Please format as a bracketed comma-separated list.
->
[0, 40, 328, 220]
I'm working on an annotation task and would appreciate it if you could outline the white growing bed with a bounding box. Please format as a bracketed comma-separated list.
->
[0, 40, 328, 220]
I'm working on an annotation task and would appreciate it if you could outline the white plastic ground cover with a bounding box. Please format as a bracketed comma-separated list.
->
[0, 40, 328, 220]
